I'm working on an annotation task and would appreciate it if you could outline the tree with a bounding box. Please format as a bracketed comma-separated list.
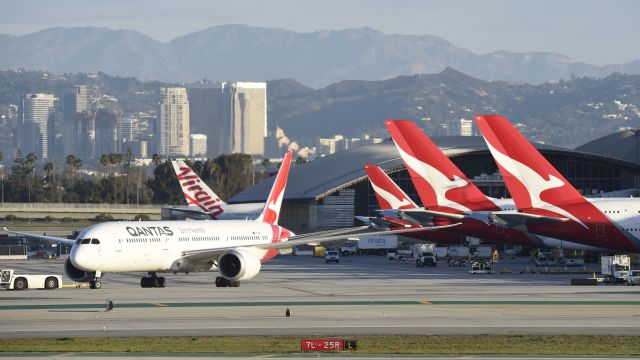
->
[43, 162, 55, 203]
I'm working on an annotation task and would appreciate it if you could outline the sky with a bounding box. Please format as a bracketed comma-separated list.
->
[2, 0, 639, 66]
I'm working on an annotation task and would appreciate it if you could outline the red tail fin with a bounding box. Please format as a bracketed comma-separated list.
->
[474, 115, 585, 210]
[385, 120, 498, 213]
[257, 151, 292, 225]
[364, 164, 417, 210]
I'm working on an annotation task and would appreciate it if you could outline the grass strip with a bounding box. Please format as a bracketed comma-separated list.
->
[1, 335, 639, 355]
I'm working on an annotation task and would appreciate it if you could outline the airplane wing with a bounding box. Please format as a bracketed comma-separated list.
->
[3, 227, 77, 245]
[490, 211, 568, 227]
[180, 223, 460, 261]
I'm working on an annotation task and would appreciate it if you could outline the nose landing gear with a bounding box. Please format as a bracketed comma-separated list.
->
[141, 272, 166, 288]
[89, 278, 102, 289]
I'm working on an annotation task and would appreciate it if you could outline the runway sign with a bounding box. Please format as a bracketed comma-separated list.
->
[301, 339, 357, 351]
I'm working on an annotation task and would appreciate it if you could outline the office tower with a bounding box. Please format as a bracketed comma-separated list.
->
[159, 87, 190, 157]
[95, 109, 119, 156]
[63, 85, 99, 155]
[118, 117, 136, 143]
[187, 84, 222, 157]
[22, 93, 56, 160]
[226, 82, 267, 155]
[190, 134, 207, 157]
[446, 118, 473, 136]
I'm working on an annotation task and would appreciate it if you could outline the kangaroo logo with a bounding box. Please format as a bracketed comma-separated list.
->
[485, 140, 588, 229]
[395, 144, 471, 213]
[369, 180, 412, 209]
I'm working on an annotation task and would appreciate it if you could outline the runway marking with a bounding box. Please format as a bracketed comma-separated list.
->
[2, 299, 640, 310]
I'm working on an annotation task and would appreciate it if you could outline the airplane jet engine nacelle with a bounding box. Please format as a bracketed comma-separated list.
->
[218, 248, 262, 281]
[64, 258, 96, 282]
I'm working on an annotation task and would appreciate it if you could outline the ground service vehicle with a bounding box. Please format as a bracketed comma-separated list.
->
[0, 269, 62, 290]
[626, 270, 640, 286]
[325, 250, 340, 263]
[340, 242, 357, 256]
[357, 235, 398, 255]
[414, 244, 437, 267]
[601, 255, 631, 284]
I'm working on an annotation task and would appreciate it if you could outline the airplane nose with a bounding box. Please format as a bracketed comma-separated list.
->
[70, 245, 93, 271]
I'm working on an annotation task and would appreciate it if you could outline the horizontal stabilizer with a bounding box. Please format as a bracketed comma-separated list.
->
[399, 209, 466, 226]
[490, 211, 568, 228]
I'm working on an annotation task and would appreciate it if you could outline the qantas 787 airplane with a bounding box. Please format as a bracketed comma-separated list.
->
[5, 151, 452, 289]
[171, 160, 264, 220]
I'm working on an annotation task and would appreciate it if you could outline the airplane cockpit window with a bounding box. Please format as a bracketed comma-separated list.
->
[80, 239, 91, 244]
[91, 239, 100, 244]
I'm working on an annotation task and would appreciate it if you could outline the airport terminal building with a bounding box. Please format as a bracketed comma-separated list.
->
[230, 131, 640, 233]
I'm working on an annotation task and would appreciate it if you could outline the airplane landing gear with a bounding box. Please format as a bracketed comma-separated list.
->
[89, 278, 102, 289]
[141, 273, 166, 288]
[215, 276, 239, 288]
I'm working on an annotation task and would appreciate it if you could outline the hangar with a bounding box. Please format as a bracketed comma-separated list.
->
[230, 133, 640, 232]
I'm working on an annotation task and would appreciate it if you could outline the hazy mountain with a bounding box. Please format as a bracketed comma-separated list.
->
[267, 68, 640, 148]
[1, 25, 640, 87]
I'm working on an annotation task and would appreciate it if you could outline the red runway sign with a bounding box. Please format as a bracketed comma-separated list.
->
[301, 339, 357, 352]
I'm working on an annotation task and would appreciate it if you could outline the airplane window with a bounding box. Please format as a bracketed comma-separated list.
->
[81, 239, 91, 244]
[91, 239, 100, 244]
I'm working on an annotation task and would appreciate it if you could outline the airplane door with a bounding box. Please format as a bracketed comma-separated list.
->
[596, 224, 604, 240]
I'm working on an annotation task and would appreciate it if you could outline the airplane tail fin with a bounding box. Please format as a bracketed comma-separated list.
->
[172, 160, 226, 216]
[474, 115, 585, 209]
[364, 164, 418, 210]
[385, 119, 498, 212]
[257, 151, 293, 225]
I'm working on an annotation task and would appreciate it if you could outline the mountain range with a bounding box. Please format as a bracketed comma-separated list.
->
[1, 25, 640, 87]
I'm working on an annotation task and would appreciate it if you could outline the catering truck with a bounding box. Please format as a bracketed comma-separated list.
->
[601, 255, 631, 284]
[0, 269, 62, 290]
[357, 235, 398, 255]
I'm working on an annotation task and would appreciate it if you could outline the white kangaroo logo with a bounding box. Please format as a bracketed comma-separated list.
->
[395, 144, 471, 213]
[369, 179, 412, 209]
[484, 140, 588, 229]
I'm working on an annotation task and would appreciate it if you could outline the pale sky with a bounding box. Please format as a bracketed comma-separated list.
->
[2, 0, 638, 66]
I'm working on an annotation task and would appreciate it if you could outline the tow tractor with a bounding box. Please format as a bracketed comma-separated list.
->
[0, 269, 62, 290]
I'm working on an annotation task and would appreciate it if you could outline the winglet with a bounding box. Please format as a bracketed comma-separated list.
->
[257, 151, 293, 225]
[364, 164, 417, 210]
[171, 160, 226, 218]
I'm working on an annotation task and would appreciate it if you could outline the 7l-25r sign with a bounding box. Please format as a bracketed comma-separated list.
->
[301, 339, 357, 352]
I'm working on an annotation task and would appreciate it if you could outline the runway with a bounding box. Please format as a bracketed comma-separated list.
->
[1, 255, 639, 338]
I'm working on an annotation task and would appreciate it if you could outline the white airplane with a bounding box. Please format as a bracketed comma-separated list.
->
[5, 151, 453, 289]
[171, 160, 264, 220]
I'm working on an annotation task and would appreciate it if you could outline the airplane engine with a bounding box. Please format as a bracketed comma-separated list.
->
[64, 258, 96, 282]
[218, 248, 261, 281]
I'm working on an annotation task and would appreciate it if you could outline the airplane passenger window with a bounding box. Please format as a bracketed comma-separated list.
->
[91, 239, 100, 244]
[81, 239, 91, 244]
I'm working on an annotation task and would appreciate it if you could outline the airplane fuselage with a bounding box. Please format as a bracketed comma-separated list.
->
[70, 220, 291, 273]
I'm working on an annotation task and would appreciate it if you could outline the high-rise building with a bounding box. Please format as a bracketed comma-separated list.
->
[22, 93, 56, 160]
[63, 85, 99, 156]
[159, 87, 190, 157]
[190, 133, 207, 157]
[227, 82, 267, 155]
[446, 118, 473, 136]
[187, 84, 222, 157]
[95, 109, 119, 156]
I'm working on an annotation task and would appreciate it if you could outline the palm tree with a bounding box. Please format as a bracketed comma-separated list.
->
[43, 162, 55, 203]
[25, 152, 37, 203]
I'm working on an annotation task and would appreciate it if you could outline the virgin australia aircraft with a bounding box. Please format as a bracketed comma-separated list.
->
[170, 160, 264, 220]
[5, 151, 452, 289]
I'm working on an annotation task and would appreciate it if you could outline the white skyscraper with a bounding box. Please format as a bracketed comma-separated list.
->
[190, 133, 207, 157]
[159, 87, 190, 157]
[227, 82, 267, 155]
[22, 93, 56, 160]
